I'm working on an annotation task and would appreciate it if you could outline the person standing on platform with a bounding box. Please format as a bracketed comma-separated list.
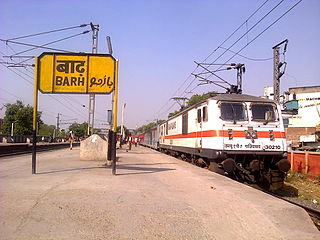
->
[128, 135, 132, 151]
[68, 131, 74, 150]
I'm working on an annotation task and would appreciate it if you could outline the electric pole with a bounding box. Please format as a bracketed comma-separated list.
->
[56, 113, 61, 131]
[273, 39, 288, 103]
[235, 64, 245, 94]
[87, 22, 99, 135]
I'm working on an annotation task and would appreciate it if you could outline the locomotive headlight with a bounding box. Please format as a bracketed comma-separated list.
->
[245, 130, 251, 139]
[245, 129, 258, 139]
[251, 130, 258, 139]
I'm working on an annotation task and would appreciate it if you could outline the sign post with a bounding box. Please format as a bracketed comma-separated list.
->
[32, 52, 117, 174]
[32, 57, 39, 174]
[112, 60, 119, 175]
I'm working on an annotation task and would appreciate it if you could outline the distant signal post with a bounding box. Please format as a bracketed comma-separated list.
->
[32, 52, 117, 174]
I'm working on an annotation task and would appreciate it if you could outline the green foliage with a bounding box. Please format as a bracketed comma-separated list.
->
[57, 129, 67, 138]
[116, 125, 130, 136]
[69, 122, 88, 137]
[168, 110, 180, 118]
[135, 119, 165, 134]
[2, 100, 42, 135]
[39, 124, 56, 137]
[168, 91, 217, 118]
[187, 91, 217, 107]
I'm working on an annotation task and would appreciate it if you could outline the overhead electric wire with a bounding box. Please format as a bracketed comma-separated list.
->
[0, 24, 97, 124]
[177, 0, 287, 100]
[60, 96, 87, 119]
[63, 95, 106, 118]
[0, 62, 33, 85]
[156, 0, 301, 121]
[0, 63, 88, 121]
[208, 0, 285, 67]
[0, 61, 34, 67]
[0, 38, 76, 53]
[6, 24, 89, 41]
[0, 87, 58, 119]
[203, 0, 271, 62]
[47, 95, 88, 120]
[213, 0, 302, 73]
[153, 0, 270, 120]
[11, 30, 91, 57]
[218, 47, 273, 61]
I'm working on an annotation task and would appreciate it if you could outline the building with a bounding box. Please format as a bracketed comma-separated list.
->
[286, 86, 320, 128]
[284, 86, 320, 148]
[263, 86, 320, 148]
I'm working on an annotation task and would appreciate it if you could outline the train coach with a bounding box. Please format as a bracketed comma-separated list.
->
[141, 93, 291, 190]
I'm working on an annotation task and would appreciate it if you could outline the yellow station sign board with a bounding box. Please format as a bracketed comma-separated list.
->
[37, 52, 116, 94]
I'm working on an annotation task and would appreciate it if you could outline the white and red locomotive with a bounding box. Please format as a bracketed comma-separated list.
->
[140, 93, 290, 190]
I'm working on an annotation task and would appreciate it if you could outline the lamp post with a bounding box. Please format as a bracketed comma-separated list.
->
[11, 120, 17, 136]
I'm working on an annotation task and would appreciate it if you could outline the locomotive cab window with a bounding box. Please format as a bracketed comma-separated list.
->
[220, 102, 246, 121]
[197, 109, 201, 123]
[203, 106, 208, 122]
[251, 104, 277, 122]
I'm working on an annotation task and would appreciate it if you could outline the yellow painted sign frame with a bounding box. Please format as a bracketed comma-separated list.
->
[37, 52, 116, 94]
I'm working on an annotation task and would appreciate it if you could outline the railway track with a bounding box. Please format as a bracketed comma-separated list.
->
[0, 142, 80, 157]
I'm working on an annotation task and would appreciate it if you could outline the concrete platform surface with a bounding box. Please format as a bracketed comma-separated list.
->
[0, 146, 319, 240]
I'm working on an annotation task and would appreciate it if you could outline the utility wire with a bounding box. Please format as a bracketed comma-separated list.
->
[0, 61, 34, 67]
[6, 24, 89, 41]
[203, 0, 270, 62]
[0, 87, 58, 119]
[0, 39, 76, 53]
[0, 62, 33, 85]
[0, 63, 88, 120]
[218, 47, 273, 61]
[10, 30, 90, 57]
[60, 96, 87, 119]
[153, 0, 270, 120]
[208, 0, 284, 67]
[213, 0, 303, 74]
[156, 0, 301, 120]
[177, 0, 286, 99]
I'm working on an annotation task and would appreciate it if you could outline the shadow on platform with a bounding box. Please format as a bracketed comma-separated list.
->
[114, 164, 176, 176]
[36, 166, 106, 175]
[36, 162, 176, 176]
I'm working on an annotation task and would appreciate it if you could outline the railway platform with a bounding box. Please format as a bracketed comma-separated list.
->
[1, 146, 319, 240]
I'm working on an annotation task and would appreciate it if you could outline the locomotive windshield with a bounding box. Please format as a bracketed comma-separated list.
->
[220, 102, 246, 122]
[251, 104, 277, 122]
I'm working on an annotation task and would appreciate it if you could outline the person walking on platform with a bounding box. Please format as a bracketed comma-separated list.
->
[126, 134, 132, 152]
[68, 131, 74, 150]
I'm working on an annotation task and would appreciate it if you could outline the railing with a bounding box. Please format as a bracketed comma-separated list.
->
[0, 135, 67, 143]
[289, 151, 320, 177]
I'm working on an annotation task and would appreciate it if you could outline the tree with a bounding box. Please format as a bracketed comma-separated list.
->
[168, 110, 180, 118]
[116, 125, 130, 137]
[57, 129, 67, 138]
[69, 122, 88, 138]
[2, 100, 42, 135]
[135, 120, 165, 134]
[186, 91, 217, 107]
[168, 91, 217, 118]
[39, 124, 56, 137]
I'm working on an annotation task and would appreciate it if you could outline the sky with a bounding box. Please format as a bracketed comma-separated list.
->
[0, 0, 319, 130]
